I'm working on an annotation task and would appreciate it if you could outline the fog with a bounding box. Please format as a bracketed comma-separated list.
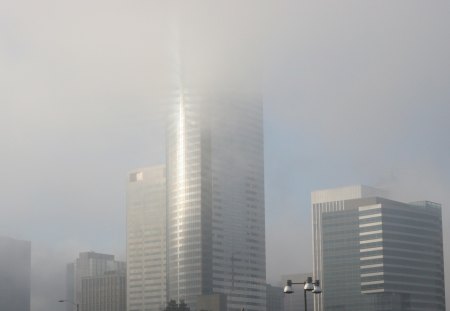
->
[1, 0, 449, 310]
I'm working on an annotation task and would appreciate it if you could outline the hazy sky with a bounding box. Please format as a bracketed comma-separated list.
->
[1, 1, 450, 310]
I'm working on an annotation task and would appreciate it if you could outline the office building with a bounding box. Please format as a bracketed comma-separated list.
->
[0, 236, 31, 311]
[266, 284, 284, 311]
[126, 166, 167, 311]
[312, 185, 446, 311]
[166, 91, 266, 311]
[280, 273, 312, 311]
[81, 270, 126, 311]
[66, 252, 125, 311]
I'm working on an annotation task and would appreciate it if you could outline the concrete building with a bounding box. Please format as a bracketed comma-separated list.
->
[66, 252, 125, 311]
[126, 166, 167, 311]
[266, 284, 284, 311]
[0, 236, 31, 311]
[166, 91, 266, 311]
[312, 185, 446, 311]
[81, 270, 126, 311]
[280, 274, 312, 311]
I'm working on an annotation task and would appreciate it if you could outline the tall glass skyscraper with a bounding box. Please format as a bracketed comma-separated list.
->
[312, 185, 446, 311]
[127, 166, 167, 311]
[166, 90, 266, 311]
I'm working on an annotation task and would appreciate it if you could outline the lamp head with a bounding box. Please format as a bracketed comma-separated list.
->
[312, 280, 322, 294]
[284, 280, 293, 294]
[304, 277, 314, 291]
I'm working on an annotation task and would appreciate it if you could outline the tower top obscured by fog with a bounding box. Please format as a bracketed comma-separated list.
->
[166, 92, 266, 311]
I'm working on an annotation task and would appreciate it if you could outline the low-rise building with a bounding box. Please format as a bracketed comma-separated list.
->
[81, 270, 126, 311]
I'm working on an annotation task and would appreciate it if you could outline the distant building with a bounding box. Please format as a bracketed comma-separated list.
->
[126, 166, 167, 311]
[280, 274, 312, 311]
[312, 185, 446, 311]
[81, 270, 126, 311]
[266, 284, 284, 311]
[0, 236, 31, 311]
[66, 252, 125, 311]
[197, 293, 228, 311]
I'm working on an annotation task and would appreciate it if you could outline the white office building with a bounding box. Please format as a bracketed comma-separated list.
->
[126, 166, 167, 311]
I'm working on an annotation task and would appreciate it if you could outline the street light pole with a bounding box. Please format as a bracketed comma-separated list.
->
[58, 299, 79, 311]
[303, 286, 307, 311]
[284, 277, 322, 311]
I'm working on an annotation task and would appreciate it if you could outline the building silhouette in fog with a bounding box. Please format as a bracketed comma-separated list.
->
[166, 92, 266, 311]
[0, 236, 31, 311]
[312, 185, 446, 311]
[66, 251, 125, 311]
[126, 166, 167, 311]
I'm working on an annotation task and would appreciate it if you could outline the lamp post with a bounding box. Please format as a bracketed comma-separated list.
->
[58, 299, 79, 311]
[283, 277, 321, 311]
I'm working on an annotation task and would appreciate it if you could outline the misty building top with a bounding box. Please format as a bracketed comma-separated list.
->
[78, 251, 115, 261]
[128, 165, 166, 183]
[0, 235, 31, 245]
[408, 200, 442, 209]
[311, 185, 386, 204]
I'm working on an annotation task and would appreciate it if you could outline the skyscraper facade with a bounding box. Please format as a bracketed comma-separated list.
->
[312, 185, 446, 311]
[127, 166, 167, 311]
[166, 91, 266, 311]
[0, 236, 31, 311]
[67, 252, 125, 311]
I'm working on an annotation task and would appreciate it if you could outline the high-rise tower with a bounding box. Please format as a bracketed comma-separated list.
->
[166, 90, 266, 311]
